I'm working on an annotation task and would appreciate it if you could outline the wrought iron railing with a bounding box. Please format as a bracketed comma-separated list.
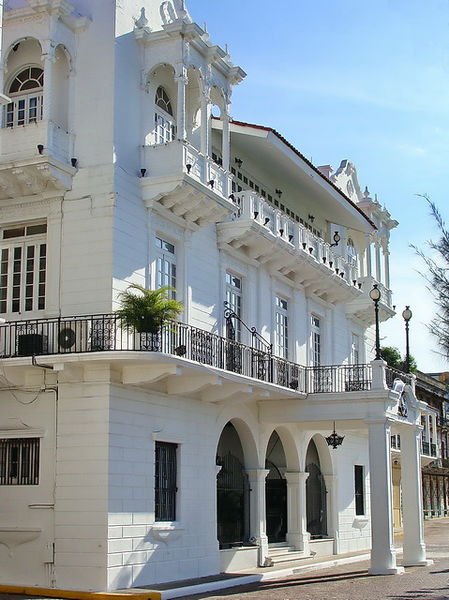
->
[386, 366, 414, 388]
[0, 314, 405, 396]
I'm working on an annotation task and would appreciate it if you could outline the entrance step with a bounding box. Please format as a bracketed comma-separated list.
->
[268, 544, 307, 565]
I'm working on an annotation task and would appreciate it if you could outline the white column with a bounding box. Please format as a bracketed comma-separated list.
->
[42, 41, 56, 121]
[175, 65, 188, 141]
[400, 424, 432, 566]
[323, 474, 339, 554]
[367, 419, 404, 575]
[247, 469, 269, 566]
[285, 472, 310, 554]
[375, 242, 381, 282]
[221, 110, 230, 172]
[384, 249, 391, 289]
[371, 359, 388, 390]
[365, 235, 372, 278]
[200, 88, 210, 155]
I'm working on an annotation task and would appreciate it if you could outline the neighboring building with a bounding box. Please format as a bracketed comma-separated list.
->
[0, 0, 432, 592]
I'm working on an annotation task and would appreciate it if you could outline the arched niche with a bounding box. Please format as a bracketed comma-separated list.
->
[216, 421, 253, 549]
[145, 63, 177, 145]
[4, 38, 43, 85]
[305, 436, 332, 538]
[265, 431, 288, 543]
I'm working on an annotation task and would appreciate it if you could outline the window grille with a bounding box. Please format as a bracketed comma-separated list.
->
[0, 438, 40, 485]
[155, 442, 177, 521]
[354, 465, 365, 515]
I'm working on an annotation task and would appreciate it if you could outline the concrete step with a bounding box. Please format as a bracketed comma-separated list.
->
[268, 545, 307, 565]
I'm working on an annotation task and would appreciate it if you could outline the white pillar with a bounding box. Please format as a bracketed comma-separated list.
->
[175, 65, 188, 141]
[247, 469, 269, 566]
[375, 242, 381, 282]
[400, 424, 432, 566]
[221, 110, 230, 172]
[200, 87, 210, 155]
[371, 359, 388, 390]
[365, 235, 372, 278]
[324, 474, 339, 554]
[42, 41, 56, 122]
[367, 419, 404, 575]
[384, 249, 391, 289]
[285, 472, 310, 554]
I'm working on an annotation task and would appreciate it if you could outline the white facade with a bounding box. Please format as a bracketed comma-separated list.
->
[0, 0, 431, 592]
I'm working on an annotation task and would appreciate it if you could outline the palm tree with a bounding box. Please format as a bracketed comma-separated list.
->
[116, 284, 183, 334]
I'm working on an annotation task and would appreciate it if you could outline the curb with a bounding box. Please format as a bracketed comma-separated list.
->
[0, 585, 161, 600]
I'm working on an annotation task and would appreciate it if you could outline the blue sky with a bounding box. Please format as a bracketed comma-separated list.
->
[188, 0, 449, 372]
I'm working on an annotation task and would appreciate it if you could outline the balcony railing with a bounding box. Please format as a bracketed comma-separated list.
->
[231, 191, 360, 284]
[0, 314, 400, 396]
[141, 140, 232, 200]
[386, 366, 414, 388]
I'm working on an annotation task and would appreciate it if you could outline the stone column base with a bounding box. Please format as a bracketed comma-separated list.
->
[368, 566, 405, 575]
[402, 559, 433, 567]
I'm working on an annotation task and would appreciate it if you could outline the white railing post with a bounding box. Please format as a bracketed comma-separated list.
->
[371, 359, 388, 390]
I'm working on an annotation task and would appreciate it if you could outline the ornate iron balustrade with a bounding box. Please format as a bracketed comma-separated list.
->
[0, 314, 410, 396]
[305, 364, 372, 394]
[386, 366, 414, 388]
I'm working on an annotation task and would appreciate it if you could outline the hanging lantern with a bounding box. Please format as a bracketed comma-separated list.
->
[326, 422, 345, 449]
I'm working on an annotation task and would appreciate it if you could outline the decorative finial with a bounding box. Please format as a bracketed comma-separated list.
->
[134, 7, 148, 29]
[363, 186, 370, 199]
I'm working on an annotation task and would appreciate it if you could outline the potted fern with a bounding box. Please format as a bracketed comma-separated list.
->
[117, 284, 183, 349]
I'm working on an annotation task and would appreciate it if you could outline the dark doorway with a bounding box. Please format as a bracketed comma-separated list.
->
[306, 439, 328, 538]
[265, 460, 287, 543]
[216, 423, 250, 549]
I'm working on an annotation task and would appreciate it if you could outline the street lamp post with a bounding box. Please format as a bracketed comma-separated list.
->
[402, 306, 413, 373]
[369, 284, 382, 360]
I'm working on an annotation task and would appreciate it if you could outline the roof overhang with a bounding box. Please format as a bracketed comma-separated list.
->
[213, 119, 376, 234]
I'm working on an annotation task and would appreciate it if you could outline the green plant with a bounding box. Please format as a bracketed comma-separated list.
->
[117, 284, 183, 334]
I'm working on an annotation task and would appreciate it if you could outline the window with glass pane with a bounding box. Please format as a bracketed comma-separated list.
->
[154, 86, 175, 144]
[225, 272, 242, 342]
[311, 315, 321, 366]
[347, 238, 357, 267]
[3, 67, 44, 128]
[0, 224, 47, 314]
[275, 296, 288, 359]
[354, 465, 365, 515]
[155, 442, 177, 521]
[156, 236, 176, 298]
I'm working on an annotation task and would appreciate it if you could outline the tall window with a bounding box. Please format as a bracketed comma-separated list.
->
[351, 334, 360, 364]
[155, 442, 177, 521]
[3, 66, 44, 128]
[0, 223, 47, 314]
[156, 236, 176, 298]
[154, 86, 176, 144]
[0, 438, 40, 485]
[311, 315, 321, 366]
[354, 465, 365, 515]
[275, 296, 288, 359]
[226, 272, 242, 342]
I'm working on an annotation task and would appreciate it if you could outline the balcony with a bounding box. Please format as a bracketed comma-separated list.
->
[346, 275, 395, 325]
[0, 117, 75, 200]
[0, 314, 402, 398]
[141, 140, 235, 227]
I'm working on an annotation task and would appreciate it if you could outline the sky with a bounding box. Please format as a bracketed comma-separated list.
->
[187, 0, 449, 372]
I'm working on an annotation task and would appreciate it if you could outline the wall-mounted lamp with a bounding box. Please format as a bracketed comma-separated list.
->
[186, 163, 192, 174]
[229, 194, 235, 202]
[308, 214, 315, 222]
[264, 217, 270, 226]
[275, 189, 283, 198]
[37, 144, 44, 155]
[288, 234, 294, 242]
[140, 168, 146, 177]
[208, 180, 215, 189]
[235, 157, 243, 168]
[330, 231, 341, 247]
[279, 228, 284, 236]
[71, 158, 78, 168]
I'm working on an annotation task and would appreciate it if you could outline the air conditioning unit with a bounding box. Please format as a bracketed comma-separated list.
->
[17, 333, 47, 356]
[55, 321, 90, 354]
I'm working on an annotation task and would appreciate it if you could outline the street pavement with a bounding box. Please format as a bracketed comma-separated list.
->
[0, 519, 448, 600]
[181, 519, 449, 600]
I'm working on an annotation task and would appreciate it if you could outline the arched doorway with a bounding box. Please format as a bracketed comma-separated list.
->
[265, 431, 287, 543]
[305, 439, 327, 538]
[216, 422, 250, 548]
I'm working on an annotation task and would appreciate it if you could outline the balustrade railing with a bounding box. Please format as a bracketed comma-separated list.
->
[386, 366, 414, 388]
[234, 191, 359, 285]
[0, 314, 409, 396]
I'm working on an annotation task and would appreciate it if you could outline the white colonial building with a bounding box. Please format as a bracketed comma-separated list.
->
[0, 0, 434, 593]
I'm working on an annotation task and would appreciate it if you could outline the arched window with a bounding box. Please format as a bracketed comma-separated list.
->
[154, 86, 176, 144]
[4, 66, 44, 128]
[347, 238, 357, 267]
